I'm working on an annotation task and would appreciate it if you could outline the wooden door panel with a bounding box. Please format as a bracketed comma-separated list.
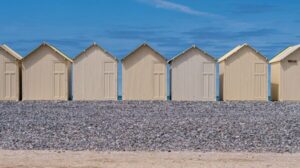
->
[153, 63, 165, 99]
[54, 62, 65, 99]
[203, 63, 215, 100]
[104, 62, 115, 99]
[254, 63, 266, 99]
[4, 62, 17, 99]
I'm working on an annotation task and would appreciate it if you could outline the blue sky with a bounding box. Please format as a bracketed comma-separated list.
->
[1, 0, 299, 60]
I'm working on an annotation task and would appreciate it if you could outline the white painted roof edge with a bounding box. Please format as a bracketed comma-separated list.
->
[0, 44, 22, 60]
[168, 45, 216, 64]
[269, 45, 300, 63]
[74, 42, 118, 62]
[22, 42, 73, 63]
[121, 42, 167, 62]
[218, 44, 267, 63]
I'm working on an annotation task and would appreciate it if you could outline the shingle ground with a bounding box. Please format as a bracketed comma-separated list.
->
[0, 101, 299, 153]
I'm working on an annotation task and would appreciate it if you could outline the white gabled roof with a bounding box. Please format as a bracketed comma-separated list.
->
[168, 45, 216, 64]
[74, 42, 118, 62]
[121, 43, 167, 62]
[0, 44, 22, 60]
[218, 44, 267, 63]
[269, 45, 300, 64]
[23, 42, 73, 63]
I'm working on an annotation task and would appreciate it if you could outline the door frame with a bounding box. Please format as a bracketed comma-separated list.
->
[153, 62, 165, 100]
[103, 61, 116, 100]
[253, 63, 267, 100]
[53, 61, 66, 100]
[3, 61, 18, 100]
[202, 62, 215, 100]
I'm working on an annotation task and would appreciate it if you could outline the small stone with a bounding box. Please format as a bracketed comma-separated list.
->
[0, 101, 298, 153]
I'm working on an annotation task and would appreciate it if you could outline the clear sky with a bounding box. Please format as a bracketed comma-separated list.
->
[1, 0, 299, 60]
[1, 0, 298, 97]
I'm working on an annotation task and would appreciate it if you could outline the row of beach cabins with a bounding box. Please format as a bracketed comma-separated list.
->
[0, 42, 299, 101]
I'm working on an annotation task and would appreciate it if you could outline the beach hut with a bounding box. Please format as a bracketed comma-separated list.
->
[22, 43, 72, 100]
[73, 43, 118, 100]
[270, 45, 300, 101]
[219, 44, 268, 101]
[168, 45, 216, 101]
[122, 43, 167, 100]
[0, 45, 22, 100]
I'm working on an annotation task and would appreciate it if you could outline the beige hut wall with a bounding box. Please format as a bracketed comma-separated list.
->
[122, 46, 167, 100]
[170, 48, 216, 101]
[278, 49, 300, 100]
[222, 47, 268, 101]
[0, 49, 20, 100]
[73, 46, 118, 100]
[22, 46, 71, 100]
[219, 61, 225, 101]
[270, 62, 281, 101]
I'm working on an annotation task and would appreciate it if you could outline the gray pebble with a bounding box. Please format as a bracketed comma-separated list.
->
[0, 101, 299, 153]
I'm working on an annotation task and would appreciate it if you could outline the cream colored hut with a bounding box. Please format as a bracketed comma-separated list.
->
[22, 43, 72, 100]
[219, 44, 268, 101]
[270, 45, 300, 101]
[168, 45, 216, 101]
[73, 43, 118, 100]
[122, 43, 167, 100]
[0, 45, 22, 100]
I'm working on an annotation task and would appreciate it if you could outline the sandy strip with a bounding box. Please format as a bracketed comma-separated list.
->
[0, 150, 299, 168]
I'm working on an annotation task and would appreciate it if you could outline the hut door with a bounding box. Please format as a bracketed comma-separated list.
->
[54, 62, 66, 99]
[203, 63, 215, 100]
[4, 62, 17, 99]
[104, 62, 115, 99]
[153, 63, 165, 99]
[254, 63, 266, 99]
